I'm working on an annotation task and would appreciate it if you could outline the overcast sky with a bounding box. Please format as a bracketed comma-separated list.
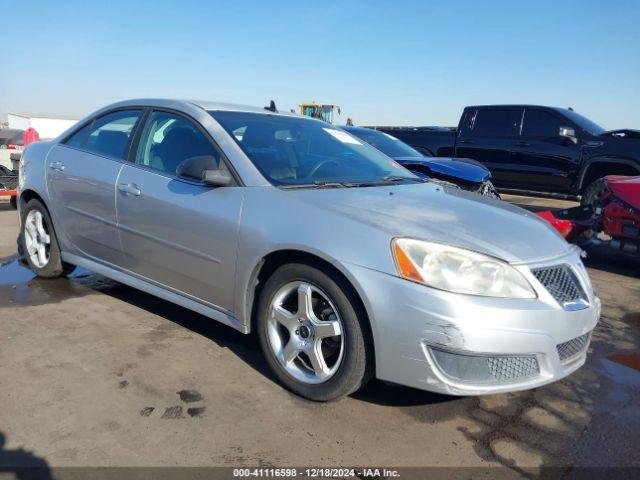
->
[2, 0, 639, 129]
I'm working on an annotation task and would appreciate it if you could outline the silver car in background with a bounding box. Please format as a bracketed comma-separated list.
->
[17, 99, 600, 401]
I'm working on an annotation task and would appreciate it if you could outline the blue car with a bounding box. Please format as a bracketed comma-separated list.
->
[342, 126, 500, 198]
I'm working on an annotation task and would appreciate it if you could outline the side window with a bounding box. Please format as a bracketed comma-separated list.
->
[64, 123, 92, 149]
[64, 110, 141, 158]
[84, 110, 141, 159]
[471, 108, 521, 138]
[522, 109, 563, 139]
[458, 109, 476, 137]
[136, 111, 221, 178]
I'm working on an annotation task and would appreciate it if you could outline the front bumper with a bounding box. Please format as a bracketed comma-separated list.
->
[347, 250, 600, 395]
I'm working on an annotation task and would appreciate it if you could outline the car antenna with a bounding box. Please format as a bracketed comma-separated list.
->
[264, 100, 277, 112]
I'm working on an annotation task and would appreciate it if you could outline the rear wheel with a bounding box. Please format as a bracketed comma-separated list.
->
[20, 199, 75, 278]
[256, 263, 372, 401]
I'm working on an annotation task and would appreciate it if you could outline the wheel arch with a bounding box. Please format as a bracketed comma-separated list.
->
[244, 248, 376, 361]
[578, 157, 640, 191]
[18, 188, 47, 212]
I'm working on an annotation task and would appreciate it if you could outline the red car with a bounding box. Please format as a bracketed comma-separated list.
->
[537, 176, 640, 256]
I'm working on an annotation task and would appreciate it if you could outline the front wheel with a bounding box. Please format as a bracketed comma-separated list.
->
[256, 263, 372, 401]
[581, 178, 608, 206]
[20, 199, 75, 278]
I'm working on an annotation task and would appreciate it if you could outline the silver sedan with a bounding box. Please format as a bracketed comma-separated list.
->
[17, 99, 600, 401]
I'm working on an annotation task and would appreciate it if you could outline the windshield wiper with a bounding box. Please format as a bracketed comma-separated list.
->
[381, 175, 428, 183]
[279, 181, 353, 189]
[347, 176, 427, 187]
[279, 177, 426, 189]
[313, 180, 352, 188]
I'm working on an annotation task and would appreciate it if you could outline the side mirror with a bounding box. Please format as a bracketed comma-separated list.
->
[202, 169, 232, 187]
[176, 155, 232, 186]
[559, 126, 578, 144]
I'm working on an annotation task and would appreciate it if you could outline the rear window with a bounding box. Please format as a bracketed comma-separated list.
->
[470, 109, 521, 138]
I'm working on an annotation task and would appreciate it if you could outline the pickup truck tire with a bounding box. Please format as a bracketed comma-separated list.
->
[581, 178, 608, 206]
[20, 199, 76, 278]
[256, 262, 373, 401]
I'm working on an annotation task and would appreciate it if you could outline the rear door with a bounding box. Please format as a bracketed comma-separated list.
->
[511, 108, 581, 192]
[46, 109, 142, 265]
[455, 107, 522, 187]
[115, 109, 243, 312]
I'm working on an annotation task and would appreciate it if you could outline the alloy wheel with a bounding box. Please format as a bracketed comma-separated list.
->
[23, 209, 51, 268]
[267, 281, 345, 384]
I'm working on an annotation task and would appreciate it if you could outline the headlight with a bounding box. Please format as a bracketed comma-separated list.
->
[392, 238, 536, 299]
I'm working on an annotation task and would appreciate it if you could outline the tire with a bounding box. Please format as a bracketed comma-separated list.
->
[581, 178, 608, 206]
[256, 262, 372, 401]
[20, 198, 75, 278]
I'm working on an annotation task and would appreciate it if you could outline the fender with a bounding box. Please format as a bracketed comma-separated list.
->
[238, 245, 377, 337]
[577, 156, 640, 190]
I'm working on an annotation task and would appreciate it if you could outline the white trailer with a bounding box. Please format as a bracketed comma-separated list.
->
[7, 113, 78, 140]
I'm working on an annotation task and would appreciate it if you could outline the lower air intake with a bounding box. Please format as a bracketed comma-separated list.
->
[557, 332, 592, 362]
[486, 356, 540, 381]
[429, 347, 540, 384]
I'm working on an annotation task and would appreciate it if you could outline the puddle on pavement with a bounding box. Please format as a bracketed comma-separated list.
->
[607, 352, 640, 373]
[0, 256, 120, 306]
[600, 356, 640, 386]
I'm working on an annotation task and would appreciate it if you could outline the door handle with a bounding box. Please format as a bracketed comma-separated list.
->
[49, 161, 65, 171]
[118, 183, 141, 197]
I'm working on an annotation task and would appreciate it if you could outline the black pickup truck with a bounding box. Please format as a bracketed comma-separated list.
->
[375, 105, 640, 199]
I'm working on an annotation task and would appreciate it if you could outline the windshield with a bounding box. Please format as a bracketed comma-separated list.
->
[210, 111, 418, 187]
[344, 127, 423, 158]
[560, 109, 606, 135]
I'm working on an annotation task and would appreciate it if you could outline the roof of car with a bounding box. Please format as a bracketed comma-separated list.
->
[465, 104, 572, 113]
[112, 98, 301, 117]
[341, 125, 373, 132]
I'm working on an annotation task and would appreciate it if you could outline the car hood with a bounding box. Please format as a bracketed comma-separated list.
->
[393, 156, 491, 183]
[600, 129, 640, 140]
[287, 182, 570, 264]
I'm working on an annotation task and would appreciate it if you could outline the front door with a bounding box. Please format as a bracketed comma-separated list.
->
[511, 107, 582, 193]
[46, 109, 142, 265]
[455, 107, 522, 188]
[115, 110, 243, 312]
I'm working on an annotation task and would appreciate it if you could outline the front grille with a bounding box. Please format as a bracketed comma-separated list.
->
[486, 356, 540, 381]
[557, 332, 591, 362]
[532, 264, 586, 307]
